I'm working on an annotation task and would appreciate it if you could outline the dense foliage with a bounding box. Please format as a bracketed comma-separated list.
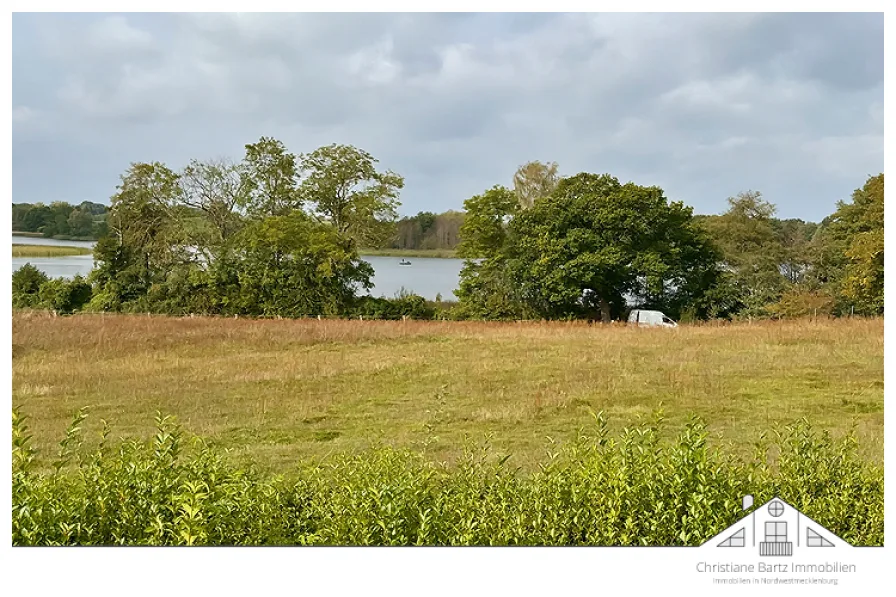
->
[390, 211, 465, 251]
[12, 201, 108, 239]
[455, 175, 723, 322]
[12, 142, 882, 323]
[62, 138, 430, 319]
[694, 175, 883, 319]
[12, 264, 91, 314]
[455, 172, 883, 321]
[12, 409, 882, 546]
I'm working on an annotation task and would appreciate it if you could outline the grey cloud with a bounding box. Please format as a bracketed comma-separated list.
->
[12, 12, 883, 221]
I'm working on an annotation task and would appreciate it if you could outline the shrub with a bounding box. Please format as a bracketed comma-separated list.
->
[12, 409, 883, 546]
[354, 291, 436, 320]
[12, 264, 49, 308]
[767, 287, 837, 319]
[37, 275, 93, 314]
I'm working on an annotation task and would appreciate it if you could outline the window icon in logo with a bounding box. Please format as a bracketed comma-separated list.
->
[760, 521, 793, 556]
[717, 528, 745, 547]
[768, 501, 784, 517]
[807, 528, 835, 547]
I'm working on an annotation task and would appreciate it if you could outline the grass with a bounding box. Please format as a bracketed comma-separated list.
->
[11, 313, 883, 475]
[358, 248, 458, 259]
[12, 244, 93, 257]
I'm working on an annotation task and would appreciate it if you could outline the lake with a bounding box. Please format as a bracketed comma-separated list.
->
[11, 235, 465, 301]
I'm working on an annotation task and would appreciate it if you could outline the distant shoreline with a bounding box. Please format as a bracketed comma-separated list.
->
[359, 248, 458, 259]
[10, 233, 456, 258]
[12, 230, 99, 242]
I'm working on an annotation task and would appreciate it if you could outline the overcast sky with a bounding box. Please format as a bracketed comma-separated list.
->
[12, 12, 883, 221]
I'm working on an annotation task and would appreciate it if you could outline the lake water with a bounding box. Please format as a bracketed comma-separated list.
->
[11, 235, 464, 301]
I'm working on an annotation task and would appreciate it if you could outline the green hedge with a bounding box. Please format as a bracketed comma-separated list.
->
[12, 409, 883, 546]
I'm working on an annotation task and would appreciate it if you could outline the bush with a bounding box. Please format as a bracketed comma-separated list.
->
[37, 275, 93, 314]
[12, 264, 49, 308]
[354, 291, 436, 320]
[12, 409, 883, 546]
[767, 287, 837, 319]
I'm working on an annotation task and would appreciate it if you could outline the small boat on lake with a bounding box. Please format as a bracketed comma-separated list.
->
[399, 259, 412, 266]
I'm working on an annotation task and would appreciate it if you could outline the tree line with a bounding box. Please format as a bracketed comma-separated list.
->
[12, 201, 109, 240]
[390, 211, 465, 251]
[11, 143, 883, 322]
[452, 161, 882, 322]
[14, 138, 416, 318]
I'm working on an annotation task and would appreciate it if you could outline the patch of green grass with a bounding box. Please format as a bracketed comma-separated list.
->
[13, 244, 93, 257]
[11, 313, 883, 474]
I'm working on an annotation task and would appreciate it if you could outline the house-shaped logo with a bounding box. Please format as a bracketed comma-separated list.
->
[701, 496, 852, 555]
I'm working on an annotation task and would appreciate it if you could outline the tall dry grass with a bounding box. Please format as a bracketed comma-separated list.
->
[12, 312, 883, 472]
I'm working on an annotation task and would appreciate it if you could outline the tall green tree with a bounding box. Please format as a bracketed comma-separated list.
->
[505, 173, 721, 322]
[456, 186, 518, 259]
[456, 176, 723, 322]
[232, 211, 374, 317]
[454, 186, 524, 319]
[825, 174, 884, 315]
[242, 137, 302, 217]
[299, 144, 404, 247]
[701, 191, 788, 317]
[92, 162, 186, 307]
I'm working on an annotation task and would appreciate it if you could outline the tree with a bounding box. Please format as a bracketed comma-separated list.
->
[828, 174, 884, 315]
[78, 201, 109, 216]
[37, 275, 93, 314]
[12, 264, 49, 308]
[21, 204, 52, 233]
[392, 211, 465, 251]
[701, 191, 788, 317]
[454, 186, 526, 319]
[505, 173, 721, 322]
[94, 162, 186, 304]
[231, 211, 374, 317]
[67, 208, 95, 237]
[456, 186, 518, 259]
[42, 202, 75, 237]
[513, 160, 559, 209]
[179, 158, 250, 256]
[12, 204, 32, 230]
[242, 137, 302, 217]
[299, 144, 404, 247]
[774, 218, 817, 285]
[92, 218, 109, 239]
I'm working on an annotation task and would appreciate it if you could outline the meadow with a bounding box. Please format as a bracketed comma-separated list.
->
[12, 244, 93, 258]
[11, 313, 883, 473]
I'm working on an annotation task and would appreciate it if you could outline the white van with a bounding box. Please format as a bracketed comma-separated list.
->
[628, 309, 678, 328]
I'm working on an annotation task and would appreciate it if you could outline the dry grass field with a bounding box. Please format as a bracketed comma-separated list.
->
[11, 312, 883, 474]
